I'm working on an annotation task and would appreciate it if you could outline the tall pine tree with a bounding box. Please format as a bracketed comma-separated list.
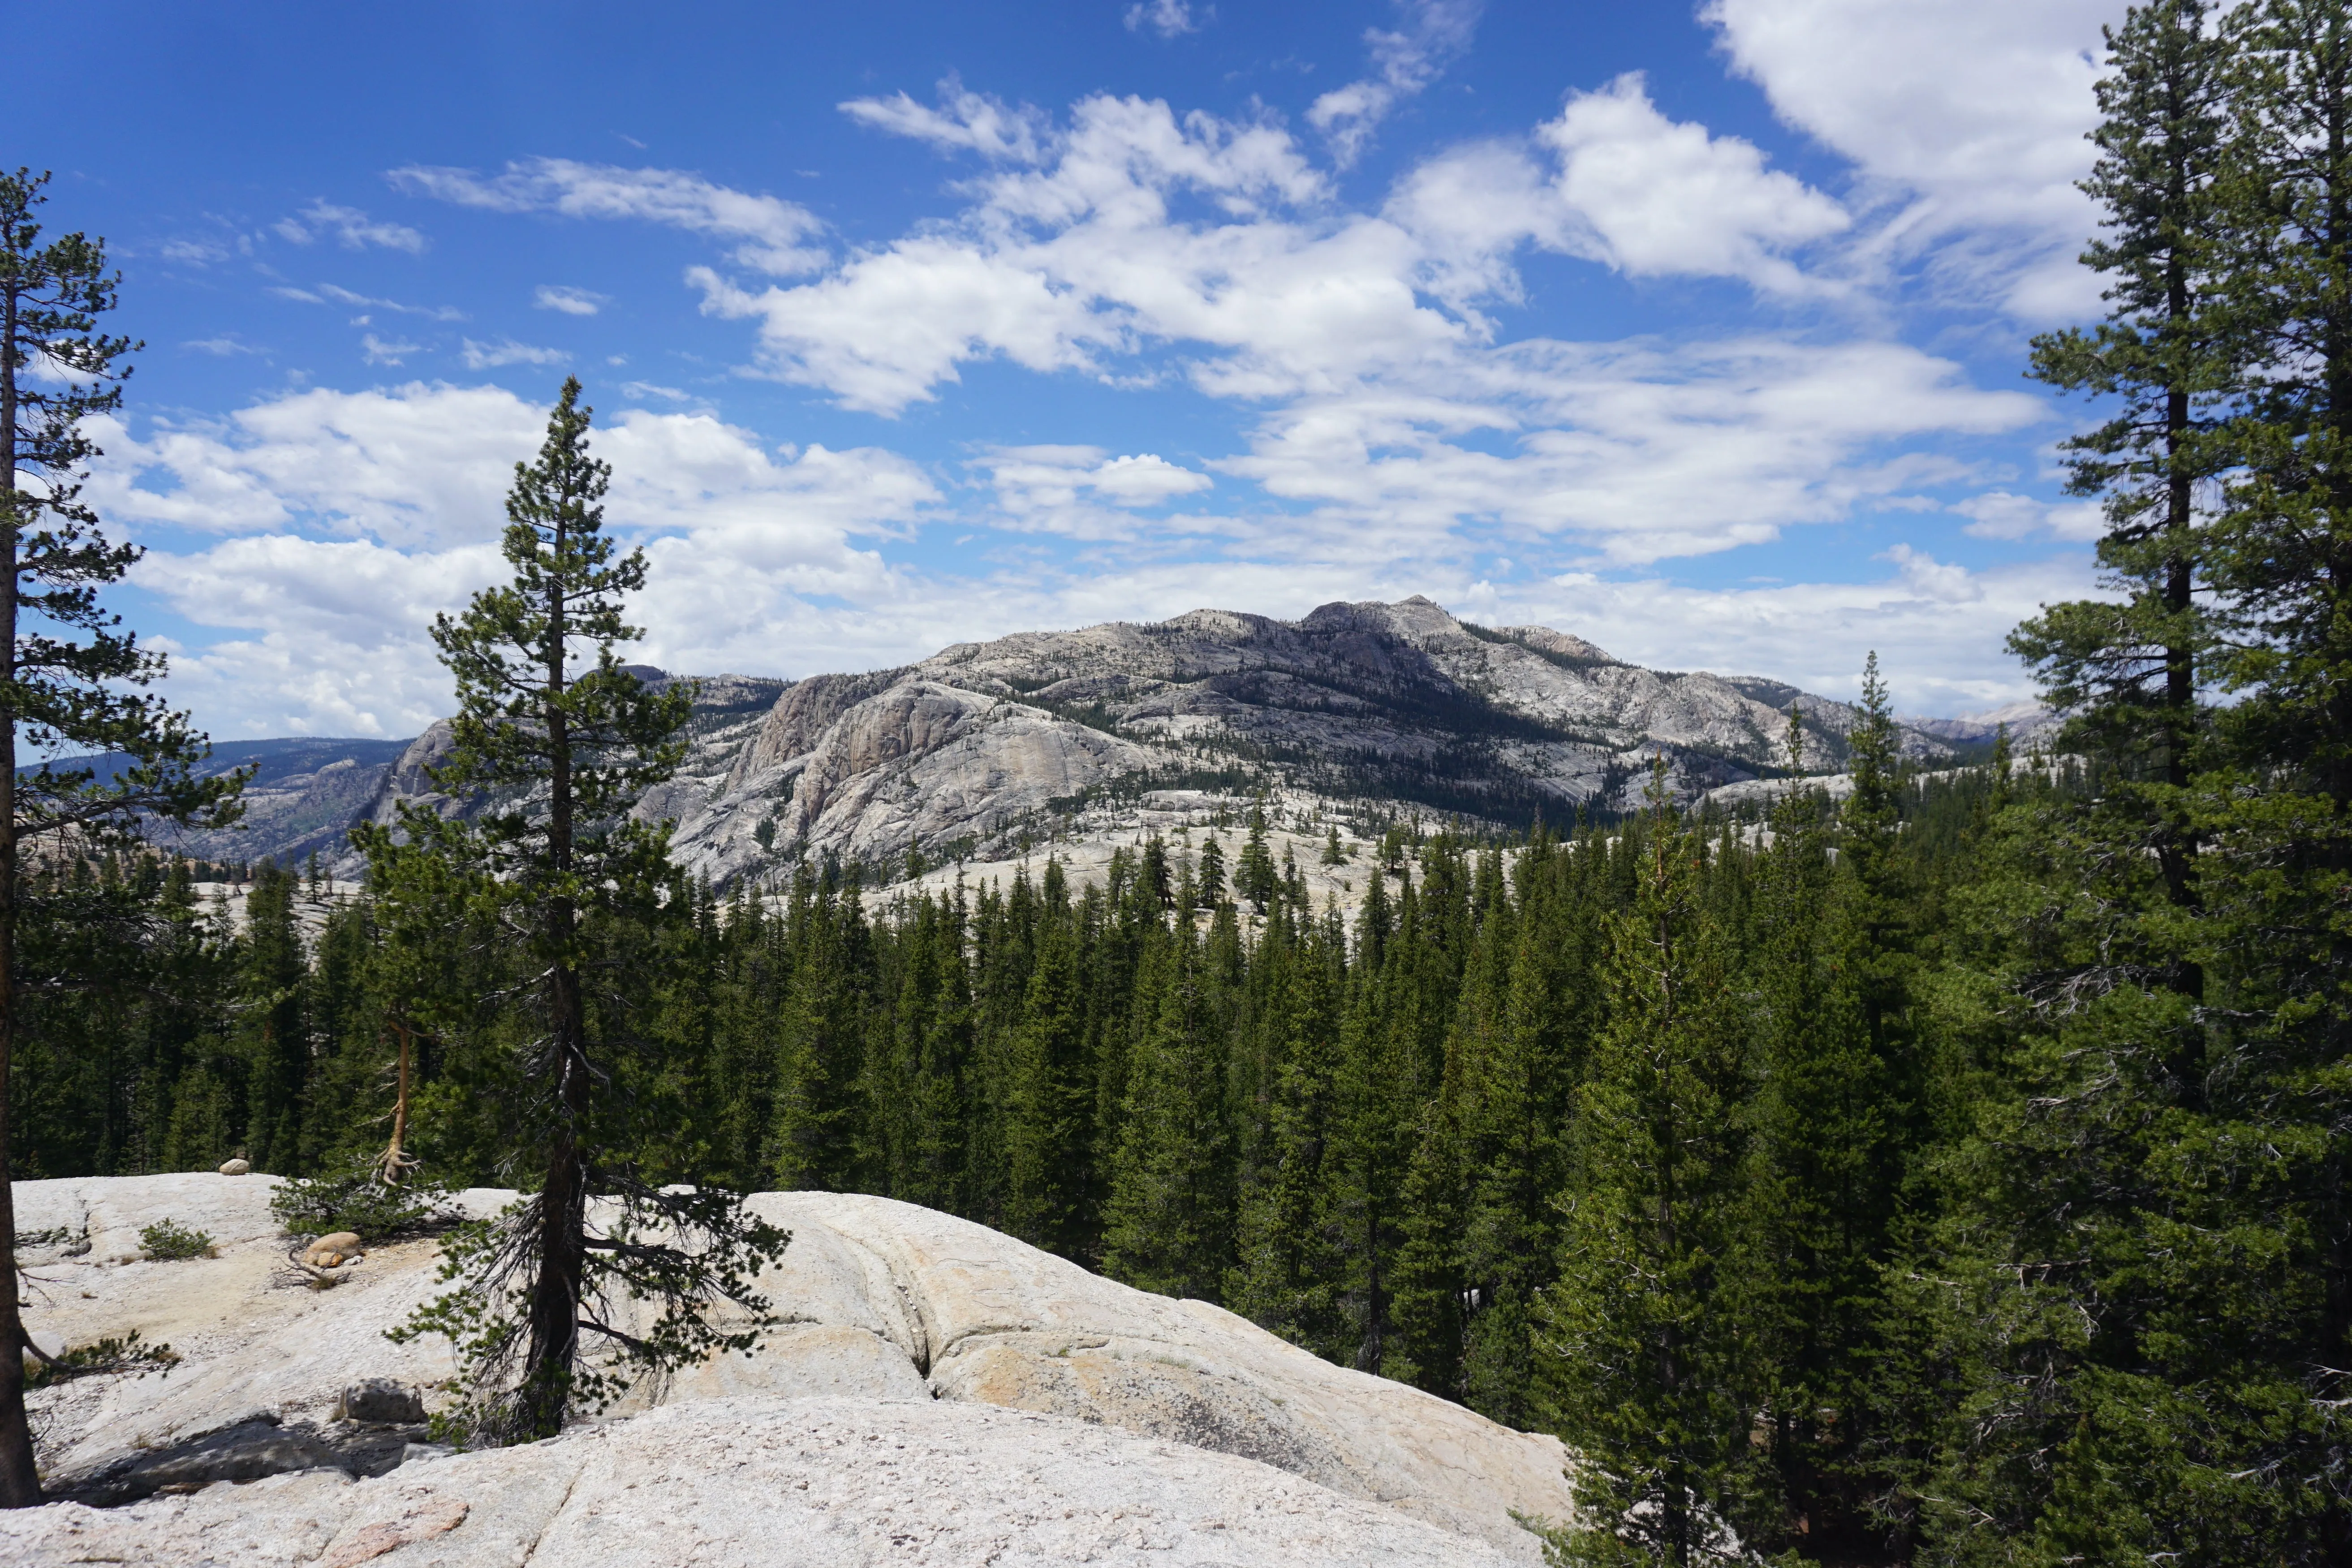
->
[380, 379, 783, 1444]
[0, 171, 240, 1505]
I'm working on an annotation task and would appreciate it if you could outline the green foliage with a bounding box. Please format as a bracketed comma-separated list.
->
[0, 168, 246, 1501]
[369, 379, 784, 1447]
[1102, 903, 1236, 1300]
[269, 1166, 457, 1242]
[389, 1189, 788, 1443]
[137, 1219, 214, 1261]
[1540, 780, 1758, 1568]
[23, 1331, 177, 1390]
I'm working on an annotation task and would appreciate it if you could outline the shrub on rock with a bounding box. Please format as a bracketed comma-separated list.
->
[271, 1166, 455, 1244]
[137, 1220, 215, 1262]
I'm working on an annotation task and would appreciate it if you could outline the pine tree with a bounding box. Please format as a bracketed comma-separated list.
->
[1102, 895, 1233, 1300]
[1541, 777, 1758, 1567]
[1196, 832, 1227, 908]
[239, 862, 310, 1175]
[1003, 897, 1092, 1253]
[0, 171, 241, 1504]
[1904, 8, 2352, 1556]
[2020, 0, 2236, 874]
[773, 865, 872, 1192]
[1237, 801, 1278, 912]
[892, 891, 974, 1212]
[1741, 710, 1911, 1559]
[379, 379, 784, 1444]
[1226, 904, 1349, 1357]
[1458, 835, 1583, 1428]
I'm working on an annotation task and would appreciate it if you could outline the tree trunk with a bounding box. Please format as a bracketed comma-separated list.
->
[0, 272, 40, 1506]
[521, 512, 585, 1440]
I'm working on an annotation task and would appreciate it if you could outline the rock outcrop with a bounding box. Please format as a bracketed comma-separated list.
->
[118, 599, 1971, 896]
[10, 1173, 1575, 1565]
[646, 596, 1960, 889]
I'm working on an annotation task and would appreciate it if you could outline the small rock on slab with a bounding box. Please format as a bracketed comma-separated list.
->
[218, 1159, 250, 1176]
[335, 1379, 425, 1425]
[306, 1231, 365, 1267]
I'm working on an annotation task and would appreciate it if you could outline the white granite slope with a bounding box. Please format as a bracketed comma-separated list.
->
[12, 1172, 1574, 1564]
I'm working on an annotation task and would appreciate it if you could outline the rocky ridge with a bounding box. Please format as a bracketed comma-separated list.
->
[149, 599, 1967, 895]
[7, 1172, 1574, 1566]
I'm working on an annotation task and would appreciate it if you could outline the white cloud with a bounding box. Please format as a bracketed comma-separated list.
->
[1125, 0, 1206, 38]
[1952, 489, 2104, 541]
[274, 201, 428, 254]
[1536, 73, 1848, 293]
[692, 242, 1123, 416]
[272, 283, 465, 322]
[694, 96, 1382, 416]
[682, 86, 2034, 565]
[95, 383, 939, 735]
[460, 337, 566, 370]
[183, 337, 262, 357]
[89, 383, 547, 547]
[1219, 337, 2040, 564]
[1309, 0, 1484, 167]
[1091, 452, 1214, 505]
[840, 77, 1051, 163]
[360, 333, 419, 366]
[1464, 546, 2098, 712]
[534, 284, 606, 316]
[979, 445, 1214, 537]
[618, 381, 693, 404]
[1705, 0, 2108, 318]
[160, 236, 237, 266]
[392, 158, 826, 275]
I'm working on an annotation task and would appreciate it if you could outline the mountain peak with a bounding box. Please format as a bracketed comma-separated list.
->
[155, 600, 1962, 892]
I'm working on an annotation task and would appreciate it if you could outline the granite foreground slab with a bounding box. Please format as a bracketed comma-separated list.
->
[0, 1396, 1527, 1567]
[16, 1173, 1576, 1563]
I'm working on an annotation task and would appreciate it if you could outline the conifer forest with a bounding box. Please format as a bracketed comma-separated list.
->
[17, 0, 2352, 1562]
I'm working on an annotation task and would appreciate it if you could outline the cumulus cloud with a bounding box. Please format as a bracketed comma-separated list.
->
[1309, 0, 1484, 167]
[460, 337, 566, 370]
[671, 82, 2048, 573]
[1464, 546, 2097, 712]
[273, 201, 428, 254]
[1537, 73, 1848, 293]
[979, 446, 1214, 538]
[1125, 0, 1207, 38]
[392, 157, 827, 275]
[534, 284, 606, 315]
[1952, 489, 2104, 541]
[89, 384, 549, 548]
[1382, 76, 1847, 306]
[1220, 337, 2040, 564]
[840, 77, 1052, 163]
[696, 96, 1370, 415]
[99, 383, 940, 735]
[1705, 0, 2108, 318]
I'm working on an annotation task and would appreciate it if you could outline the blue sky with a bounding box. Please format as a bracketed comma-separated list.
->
[17, 0, 2118, 738]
